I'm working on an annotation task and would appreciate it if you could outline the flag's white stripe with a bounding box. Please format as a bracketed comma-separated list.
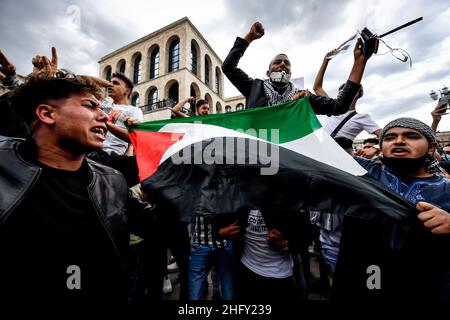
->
[158, 123, 264, 163]
[157, 123, 366, 176]
[281, 128, 366, 176]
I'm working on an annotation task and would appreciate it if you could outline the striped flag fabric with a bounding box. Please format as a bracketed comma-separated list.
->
[128, 98, 416, 222]
[129, 98, 365, 180]
[128, 99, 449, 299]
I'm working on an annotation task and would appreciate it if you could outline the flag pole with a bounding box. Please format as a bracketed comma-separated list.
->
[378, 17, 423, 38]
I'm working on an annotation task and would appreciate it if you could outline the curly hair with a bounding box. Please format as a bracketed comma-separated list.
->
[11, 73, 104, 125]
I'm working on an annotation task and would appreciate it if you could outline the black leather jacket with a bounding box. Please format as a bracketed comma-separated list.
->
[222, 37, 361, 115]
[0, 136, 147, 265]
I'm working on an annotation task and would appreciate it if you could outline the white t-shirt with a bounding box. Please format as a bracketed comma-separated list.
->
[317, 111, 379, 140]
[102, 101, 144, 155]
[240, 210, 293, 278]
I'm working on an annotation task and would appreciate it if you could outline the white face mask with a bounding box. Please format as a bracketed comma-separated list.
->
[269, 71, 291, 84]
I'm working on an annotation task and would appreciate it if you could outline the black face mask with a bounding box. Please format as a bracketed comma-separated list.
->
[381, 155, 428, 175]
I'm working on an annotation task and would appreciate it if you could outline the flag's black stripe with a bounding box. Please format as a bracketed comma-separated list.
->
[142, 137, 416, 223]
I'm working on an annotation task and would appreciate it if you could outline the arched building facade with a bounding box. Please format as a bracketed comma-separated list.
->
[99, 17, 245, 121]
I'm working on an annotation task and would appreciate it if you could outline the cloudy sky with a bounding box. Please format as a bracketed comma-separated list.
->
[2, 0, 450, 136]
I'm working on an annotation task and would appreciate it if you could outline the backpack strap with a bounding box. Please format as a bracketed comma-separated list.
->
[330, 111, 357, 138]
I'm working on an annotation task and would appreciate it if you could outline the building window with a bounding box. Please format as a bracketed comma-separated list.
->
[148, 88, 158, 106]
[190, 85, 197, 114]
[118, 61, 126, 74]
[225, 105, 231, 113]
[236, 103, 244, 111]
[190, 42, 197, 75]
[150, 48, 160, 79]
[133, 55, 142, 84]
[131, 93, 140, 107]
[169, 39, 180, 72]
[103, 66, 111, 81]
[204, 57, 210, 86]
[169, 82, 179, 103]
[215, 71, 220, 95]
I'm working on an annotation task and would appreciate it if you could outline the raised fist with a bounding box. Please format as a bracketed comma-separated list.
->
[245, 21, 265, 43]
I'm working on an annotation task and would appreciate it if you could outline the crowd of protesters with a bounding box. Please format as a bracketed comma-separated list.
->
[0, 20, 449, 308]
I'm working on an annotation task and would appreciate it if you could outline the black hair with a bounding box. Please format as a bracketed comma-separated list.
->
[268, 53, 289, 69]
[11, 75, 103, 126]
[195, 99, 209, 109]
[363, 138, 379, 145]
[112, 72, 133, 97]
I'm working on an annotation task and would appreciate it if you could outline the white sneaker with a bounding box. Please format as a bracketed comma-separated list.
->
[162, 276, 173, 294]
[167, 261, 178, 273]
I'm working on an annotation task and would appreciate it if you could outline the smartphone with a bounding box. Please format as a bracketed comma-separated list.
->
[359, 28, 379, 56]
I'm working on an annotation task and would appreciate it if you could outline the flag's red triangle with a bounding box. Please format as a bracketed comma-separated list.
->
[129, 131, 184, 181]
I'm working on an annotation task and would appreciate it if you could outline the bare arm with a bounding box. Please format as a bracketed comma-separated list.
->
[172, 97, 194, 118]
[347, 39, 372, 85]
[308, 40, 371, 116]
[313, 50, 336, 97]
[106, 121, 130, 142]
[431, 102, 448, 133]
[267, 229, 289, 251]
[218, 220, 241, 240]
[125, 144, 134, 157]
[105, 117, 140, 142]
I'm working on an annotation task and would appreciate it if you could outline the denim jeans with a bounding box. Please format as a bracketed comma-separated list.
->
[188, 241, 235, 300]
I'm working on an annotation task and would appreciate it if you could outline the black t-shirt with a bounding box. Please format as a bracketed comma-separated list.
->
[0, 160, 127, 303]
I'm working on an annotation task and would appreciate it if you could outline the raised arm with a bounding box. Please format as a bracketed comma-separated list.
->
[222, 22, 265, 98]
[313, 50, 336, 97]
[0, 50, 20, 90]
[431, 101, 448, 133]
[347, 38, 372, 85]
[32, 47, 58, 77]
[105, 104, 143, 143]
[308, 39, 373, 116]
[0, 50, 16, 77]
[172, 97, 194, 118]
[243, 21, 265, 44]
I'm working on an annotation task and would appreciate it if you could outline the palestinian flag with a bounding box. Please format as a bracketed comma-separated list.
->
[128, 98, 449, 299]
[128, 98, 415, 222]
[130, 98, 366, 180]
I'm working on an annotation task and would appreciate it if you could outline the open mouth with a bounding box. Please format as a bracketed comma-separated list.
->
[391, 147, 409, 155]
[91, 126, 107, 140]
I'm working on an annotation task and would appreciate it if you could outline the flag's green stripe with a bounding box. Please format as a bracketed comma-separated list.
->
[129, 98, 322, 144]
